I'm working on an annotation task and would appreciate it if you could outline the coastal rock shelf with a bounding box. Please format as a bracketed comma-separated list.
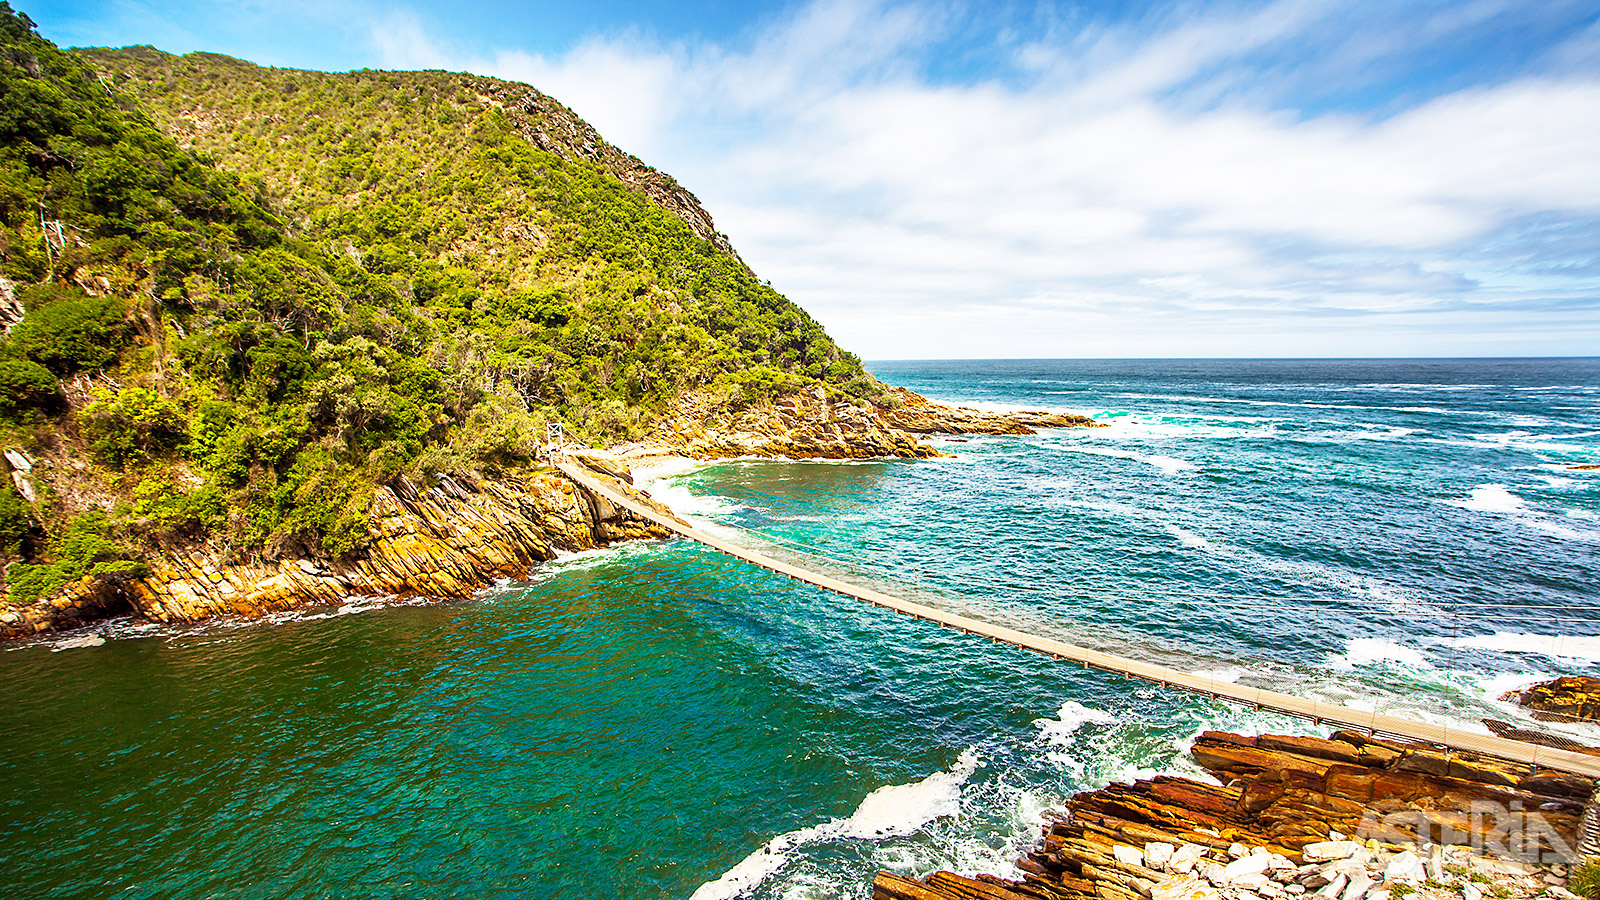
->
[0, 458, 670, 639]
[622, 384, 1102, 462]
[1503, 677, 1600, 724]
[881, 386, 1102, 435]
[874, 730, 1590, 900]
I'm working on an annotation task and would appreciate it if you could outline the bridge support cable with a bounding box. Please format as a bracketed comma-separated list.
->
[555, 460, 1600, 778]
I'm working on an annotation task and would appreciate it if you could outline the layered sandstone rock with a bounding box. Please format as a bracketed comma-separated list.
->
[880, 386, 1101, 435]
[875, 730, 1590, 900]
[1503, 677, 1600, 724]
[636, 385, 941, 460]
[627, 384, 1102, 461]
[0, 458, 672, 639]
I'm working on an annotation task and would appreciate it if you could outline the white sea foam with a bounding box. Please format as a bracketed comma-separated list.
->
[1164, 524, 1214, 550]
[1190, 666, 1246, 684]
[1063, 446, 1195, 475]
[1449, 485, 1600, 543]
[1035, 700, 1117, 747]
[954, 399, 1102, 419]
[639, 477, 748, 521]
[1462, 483, 1526, 513]
[49, 633, 105, 651]
[545, 541, 657, 570]
[1032, 700, 1124, 779]
[1476, 671, 1555, 704]
[1444, 632, 1600, 664]
[1327, 637, 1434, 672]
[689, 751, 980, 900]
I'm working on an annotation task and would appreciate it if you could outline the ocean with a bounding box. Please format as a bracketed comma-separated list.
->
[2, 358, 1597, 900]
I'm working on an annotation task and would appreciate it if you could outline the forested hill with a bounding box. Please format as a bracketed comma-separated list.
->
[0, 4, 880, 605]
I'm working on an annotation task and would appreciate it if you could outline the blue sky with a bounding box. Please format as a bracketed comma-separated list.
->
[25, 0, 1600, 358]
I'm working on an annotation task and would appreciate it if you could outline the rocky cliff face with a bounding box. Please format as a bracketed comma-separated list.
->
[0, 458, 671, 639]
[876, 729, 1588, 900]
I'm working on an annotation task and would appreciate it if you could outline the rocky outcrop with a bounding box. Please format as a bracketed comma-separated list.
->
[621, 384, 1103, 461]
[490, 83, 742, 259]
[625, 385, 941, 460]
[875, 730, 1589, 900]
[881, 386, 1102, 435]
[1503, 677, 1600, 724]
[0, 459, 672, 639]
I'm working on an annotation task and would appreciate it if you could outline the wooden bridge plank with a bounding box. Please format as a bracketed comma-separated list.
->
[555, 461, 1600, 778]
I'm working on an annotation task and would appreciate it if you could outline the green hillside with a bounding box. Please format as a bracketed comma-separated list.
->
[0, 4, 877, 603]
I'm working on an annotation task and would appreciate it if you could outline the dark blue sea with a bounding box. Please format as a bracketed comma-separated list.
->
[2, 358, 1597, 900]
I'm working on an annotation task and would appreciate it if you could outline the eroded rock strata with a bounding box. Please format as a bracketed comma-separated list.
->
[0, 457, 672, 639]
[623, 385, 1102, 461]
[881, 386, 1102, 435]
[875, 730, 1590, 900]
[1503, 677, 1600, 724]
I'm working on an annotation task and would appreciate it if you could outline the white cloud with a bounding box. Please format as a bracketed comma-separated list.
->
[371, 0, 1600, 358]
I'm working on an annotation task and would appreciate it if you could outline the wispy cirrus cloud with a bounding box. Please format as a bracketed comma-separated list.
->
[372, 0, 1600, 358]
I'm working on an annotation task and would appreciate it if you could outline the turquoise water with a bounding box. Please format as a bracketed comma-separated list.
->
[3, 358, 1599, 899]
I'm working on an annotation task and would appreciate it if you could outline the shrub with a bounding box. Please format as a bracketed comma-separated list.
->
[0, 356, 62, 421]
[8, 293, 126, 375]
[80, 386, 187, 468]
[0, 482, 29, 555]
[6, 511, 148, 606]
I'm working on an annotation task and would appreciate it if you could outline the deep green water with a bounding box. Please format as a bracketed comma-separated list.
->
[3, 359, 1598, 899]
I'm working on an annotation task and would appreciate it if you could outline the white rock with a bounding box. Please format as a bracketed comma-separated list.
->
[1383, 851, 1426, 885]
[1306, 859, 1364, 886]
[1427, 845, 1444, 882]
[1251, 846, 1273, 857]
[1203, 862, 1226, 886]
[1314, 873, 1348, 899]
[1547, 887, 1581, 900]
[1284, 886, 1306, 896]
[1340, 869, 1372, 900]
[1170, 843, 1206, 875]
[1463, 884, 1482, 900]
[1471, 856, 1536, 878]
[1153, 876, 1217, 900]
[1368, 892, 1389, 900]
[1302, 842, 1363, 863]
[1260, 884, 1285, 899]
[3, 448, 32, 472]
[1223, 854, 1273, 882]
[1113, 844, 1145, 867]
[1269, 855, 1296, 872]
[1230, 842, 1248, 859]
[1232, 873, 1270, 892]
[1146, 842, 1177, 870]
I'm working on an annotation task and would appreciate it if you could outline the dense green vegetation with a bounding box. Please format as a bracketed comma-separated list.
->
[0, 4, 876, 601]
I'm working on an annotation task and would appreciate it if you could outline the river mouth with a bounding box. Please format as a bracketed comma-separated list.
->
[4, 359, 1598, 900]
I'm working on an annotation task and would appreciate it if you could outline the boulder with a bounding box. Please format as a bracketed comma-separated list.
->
[1383, 850, 1425, 884]
[1301, 841, 1362, 863]
[1221, 853, 1272, 882]
[1145, 842, 1176, 870]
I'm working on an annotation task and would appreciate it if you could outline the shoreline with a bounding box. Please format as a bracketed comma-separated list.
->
[1, 388, 1093, 641]
[876, 727, 1592, 900]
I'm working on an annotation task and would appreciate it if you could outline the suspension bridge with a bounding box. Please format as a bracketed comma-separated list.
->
[550, 453, 1600, 779]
